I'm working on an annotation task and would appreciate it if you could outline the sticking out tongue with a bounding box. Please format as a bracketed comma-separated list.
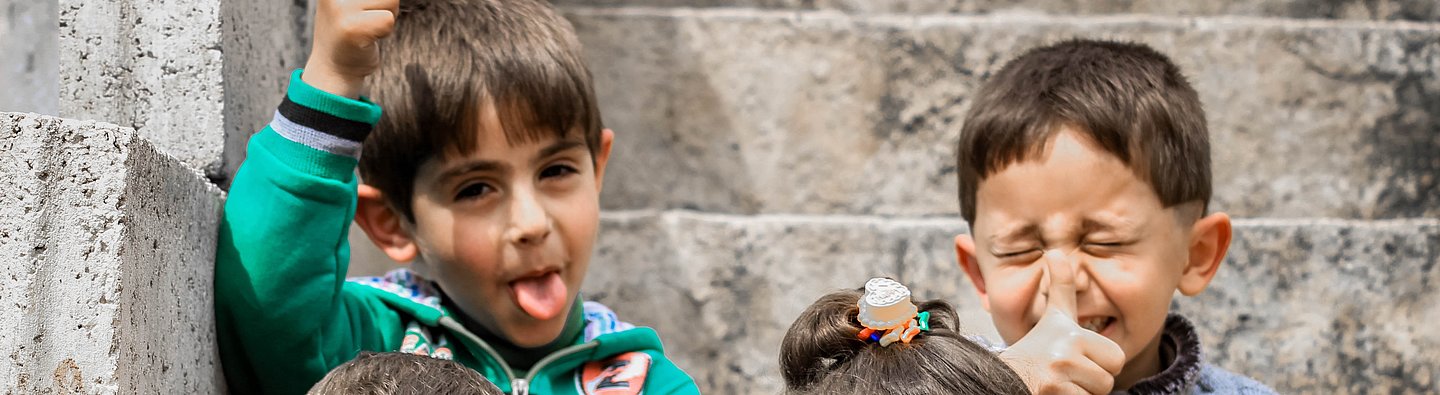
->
[510, 272, 568, 320]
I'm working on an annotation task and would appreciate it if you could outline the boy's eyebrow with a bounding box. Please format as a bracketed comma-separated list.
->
[988, 223, 1039, 244]
[436, 160, 507, 184]
[1081, 216, 1139, 234]
[534, 140, 587, 162]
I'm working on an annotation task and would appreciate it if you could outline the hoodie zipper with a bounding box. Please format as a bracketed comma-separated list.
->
[439, 316, 601, 395]
[512, 379, 528, 395]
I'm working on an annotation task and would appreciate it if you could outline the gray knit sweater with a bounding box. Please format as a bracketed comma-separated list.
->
[1112, 314, 1278, 395]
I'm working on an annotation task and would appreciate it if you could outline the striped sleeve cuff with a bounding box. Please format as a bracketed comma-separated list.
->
[269, 69, 384, 159]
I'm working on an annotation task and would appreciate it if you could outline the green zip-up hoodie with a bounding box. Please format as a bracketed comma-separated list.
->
[215, 70, 700, 395]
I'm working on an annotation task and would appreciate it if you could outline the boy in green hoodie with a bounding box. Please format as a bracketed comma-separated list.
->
[214, 0, 699, 394]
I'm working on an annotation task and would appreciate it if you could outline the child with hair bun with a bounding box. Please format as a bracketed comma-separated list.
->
[780, 278, 1031, 395]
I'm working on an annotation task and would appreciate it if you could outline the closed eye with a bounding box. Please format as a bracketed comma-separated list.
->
[995, 249, 1041, 259]
[1083, 241, 1130, 256]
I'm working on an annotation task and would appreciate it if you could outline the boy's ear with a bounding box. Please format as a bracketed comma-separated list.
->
[955, 234, 992, 312]
[354, 184, 419, 263]
[593, 128, 615, 193]
[1179, 212, 1232, 296]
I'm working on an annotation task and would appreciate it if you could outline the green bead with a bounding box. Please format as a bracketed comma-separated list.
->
[917, 311, 931, 331]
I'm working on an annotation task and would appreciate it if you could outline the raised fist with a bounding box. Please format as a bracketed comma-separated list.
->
[302, 0, 400, 98]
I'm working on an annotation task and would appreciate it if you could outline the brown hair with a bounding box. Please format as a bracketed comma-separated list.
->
[359, 0, 603, 220]
[780, 288, 1031, 394]
[307, 352, 502, 395]
[956, 38, 1210, 224]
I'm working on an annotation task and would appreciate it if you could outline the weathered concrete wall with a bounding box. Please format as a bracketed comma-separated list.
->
[58, 0, 227, 177]
[1181, 219, 1440, 393]
[0, 0, 58, 115]
[58, 0, 309, 184]
[219, 0, 311, 188]
[583, 212, 1440, 394]
[0, 113, 223, 393]
[566, 8, 1440, 219]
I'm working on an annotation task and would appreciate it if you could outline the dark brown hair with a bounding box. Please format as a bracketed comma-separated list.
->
[307, 352, 502, 395]
[956, 38, 1210, 224]
[780, 288, 1031, 394]
[359, 0, 603, 220]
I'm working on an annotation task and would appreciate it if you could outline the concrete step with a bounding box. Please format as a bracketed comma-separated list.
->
[59, 0, 309, 184]
[554, 1, 1440, 21]
[565, 8, 1440, 219]
[0, 113, 223, 393]
[578, 211, 1438, 394]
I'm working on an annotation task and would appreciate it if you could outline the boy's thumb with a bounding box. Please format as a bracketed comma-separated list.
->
[1043, 249, 1078, 320]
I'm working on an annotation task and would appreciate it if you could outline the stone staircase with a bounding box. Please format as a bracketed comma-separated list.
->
[2, 0, 1435, 393]
[348, 2, 1440, 392]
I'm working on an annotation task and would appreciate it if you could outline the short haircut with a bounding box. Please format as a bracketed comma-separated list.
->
[307, 352, 502, 395]
[779, 288, 1030, 394]
[956, 38, 1210, 224]
[359, 0, 603, 220]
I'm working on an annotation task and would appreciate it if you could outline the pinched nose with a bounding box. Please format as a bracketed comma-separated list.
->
[1037, 248, 1095, 309]
[1039, 249, 1093, 286]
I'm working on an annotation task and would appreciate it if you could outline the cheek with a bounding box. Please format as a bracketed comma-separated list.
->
[423, 215, 504, 281]
[1090, 258, 1180, 317]
[985, 267, 1045, 333]
[555, 192, 601, 253]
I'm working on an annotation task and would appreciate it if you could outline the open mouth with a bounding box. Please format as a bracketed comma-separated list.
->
[1080, 316, 1115, 334]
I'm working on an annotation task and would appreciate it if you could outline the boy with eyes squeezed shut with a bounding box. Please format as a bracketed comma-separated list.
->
[953, 39, 1277, 394]
[214, 0, 699, 393]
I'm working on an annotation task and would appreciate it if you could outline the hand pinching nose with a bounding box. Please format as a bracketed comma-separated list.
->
[1042, 249, 1079, 322]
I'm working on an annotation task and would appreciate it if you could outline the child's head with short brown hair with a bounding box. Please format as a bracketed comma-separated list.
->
[307, 352, 503, 395]
[352, 0, 615, 349]
[953, 39, 1233, 390]
[955, 38, 1211, 224]
[359, 0, 603, 221]
[779, 285, 1031, 394]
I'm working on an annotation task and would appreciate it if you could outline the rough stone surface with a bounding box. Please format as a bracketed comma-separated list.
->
[1175, 219, 1440, 394]
[59, 0, 226, 177]
[219, 0, 311, 188]
[58, 0, 308, 185]
[567, 9, 1440, 219]
[0, 0, 59, 115]
[556, 1, 1440, 21]
[581, 211, 1440, 394]
[0, 113, 224, 393]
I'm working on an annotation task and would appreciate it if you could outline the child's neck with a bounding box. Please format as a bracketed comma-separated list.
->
[1114, 328, 1169, 390]
[449, 297, 586, 373]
